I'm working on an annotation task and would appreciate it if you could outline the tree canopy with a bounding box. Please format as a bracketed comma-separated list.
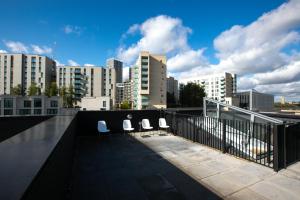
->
[179, 82, 206, 107]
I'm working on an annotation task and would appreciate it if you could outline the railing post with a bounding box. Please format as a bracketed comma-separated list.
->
[273, 124, 285, 172]
[267, 124, 271, 164]
[222, 119, 227, 153]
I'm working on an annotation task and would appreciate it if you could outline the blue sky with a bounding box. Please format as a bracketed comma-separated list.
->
[0, 0, 284, 65]
[1, 0, 300, 101]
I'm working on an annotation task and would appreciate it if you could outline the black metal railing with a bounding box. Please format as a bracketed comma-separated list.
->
[165, 111, 277, 169]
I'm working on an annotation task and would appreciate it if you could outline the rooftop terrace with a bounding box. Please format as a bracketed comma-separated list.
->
[0, 109, 299, 200]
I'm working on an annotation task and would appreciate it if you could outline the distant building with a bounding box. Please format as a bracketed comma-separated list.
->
[116, 81, 133, 108]
[235, 90, 274, 112]
[280, 96, 286, 105]
[57, 66, 104, 101]
[193, 72, 237, 102]
[81, 96, 110, 111]
[167, 76, 179, 102]
[0, 95, 62, 116]
[0, 53, 56, 95]
[132, 51, 167, 110]
[104, 59, 123, 108]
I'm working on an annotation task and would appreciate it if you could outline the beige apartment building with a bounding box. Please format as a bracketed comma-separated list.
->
[104, 59, 123, 108]
[57, 65, 104, 101]
[0, 53, 56, 95]
[116, 81, 133, 108]
[132, 51, 166, 110]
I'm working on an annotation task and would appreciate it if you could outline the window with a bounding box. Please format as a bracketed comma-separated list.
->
[34, 98, 42, 107]
[4, 98, 13, 108]
[47, 109, 58, 115]
[103, 101, 106, 107]
[50, 100, 58, 107]
[24, 100, 31, 108]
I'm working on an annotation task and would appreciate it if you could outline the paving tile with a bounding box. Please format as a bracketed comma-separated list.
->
[225, 188, 267, 200]
[184, 163, 221, 179]
[265, 174, 300, 196]
[250, 181, 300, 200]
[201, 174, 243, 197]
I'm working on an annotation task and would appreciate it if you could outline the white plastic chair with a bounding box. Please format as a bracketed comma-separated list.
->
[97, 121, 110, 134]
[159, 118, 170, 134]
[142, 119, 153, 135]
[123, 120, 134, 135]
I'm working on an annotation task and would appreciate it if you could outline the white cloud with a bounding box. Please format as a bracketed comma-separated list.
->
[63, 25, 84, 35]
[4, 40, 28, 53]
[84, 63, 95, 66]
[31, 44, 52, 54]
[0, 49, 7, 53]
[117, 15, 193, 64]
[55, 60, 65, 66]
[212, 0, 300, 76]
[167, 49, 208, 73]
[68, 59, 79, 66]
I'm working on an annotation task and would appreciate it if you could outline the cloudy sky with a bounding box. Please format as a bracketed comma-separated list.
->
[0, 0, 299, 101]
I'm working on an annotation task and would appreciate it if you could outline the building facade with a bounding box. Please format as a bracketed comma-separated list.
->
[104, 59, 123, 108]
[235, 90, 274, 112]
[0, 53, 56, 95]
[132, 51, 166, 110]
[0, 95, 62, 116]
[193, 72, 237, 102]
[57, 66, 104, 101]
[81, 96, 110, 111]
[116, 81, 133, 108]
[167, 76, 179, 102]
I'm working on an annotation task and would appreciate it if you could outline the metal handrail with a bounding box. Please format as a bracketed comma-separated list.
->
[204, 97, 283, 124]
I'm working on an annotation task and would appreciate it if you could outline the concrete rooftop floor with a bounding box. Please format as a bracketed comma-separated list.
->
[71, 132, 300, 200]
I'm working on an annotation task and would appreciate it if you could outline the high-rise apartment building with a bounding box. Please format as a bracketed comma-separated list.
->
[116, 81, 133, 108]
[0, 53, 56, 95]
[56, 66, 104, 101]
[193, 72, 237, 102]
[104, 59, 123, 108]
[132, 51, 166, 110]
[167, 76, 179, 102]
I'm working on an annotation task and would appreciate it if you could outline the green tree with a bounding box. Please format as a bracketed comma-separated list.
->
[120, 101, 131, 109]
[11, 84, 22, 95]
[45, 82, 58, 97]
[66, 85, 75, 108]
[28, 82, 40, 96]
[59, 86, 68, 107]
[180, 82, 206, 107]
[167, 92, 176, 108]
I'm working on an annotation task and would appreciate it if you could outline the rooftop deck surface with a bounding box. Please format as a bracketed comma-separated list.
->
[71, 132, 300, 200]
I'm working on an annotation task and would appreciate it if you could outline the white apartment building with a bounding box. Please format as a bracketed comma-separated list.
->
[0, 53, 56, 95]
[56, 66, 104, 101]
[167, 76, 179, 102]
[132, 51, 167, 110]
[0, 95, 62, 116]
[193, 72, 237, 102]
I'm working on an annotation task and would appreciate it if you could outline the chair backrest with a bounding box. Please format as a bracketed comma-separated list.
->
[142, 119, 151, 128]
[123, 120, 132, 129]
[98, 120, 108, 132]
[159, 118, 167, 127]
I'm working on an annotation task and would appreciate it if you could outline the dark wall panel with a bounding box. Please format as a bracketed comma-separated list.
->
[0, 116, 52, 142]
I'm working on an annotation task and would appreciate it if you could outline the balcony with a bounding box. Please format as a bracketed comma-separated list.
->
[0, 109, 300, 200]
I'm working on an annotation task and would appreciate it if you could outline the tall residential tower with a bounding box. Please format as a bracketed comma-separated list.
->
[132, 51, 166, 109]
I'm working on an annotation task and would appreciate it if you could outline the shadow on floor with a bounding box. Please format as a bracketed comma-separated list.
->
[69, 134, 221, 200]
